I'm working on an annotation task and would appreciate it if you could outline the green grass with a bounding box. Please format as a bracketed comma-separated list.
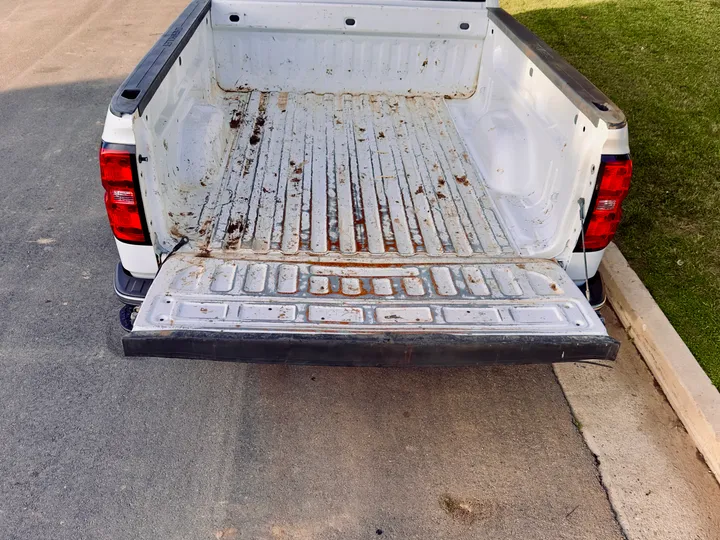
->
[501, 0, 720, 386]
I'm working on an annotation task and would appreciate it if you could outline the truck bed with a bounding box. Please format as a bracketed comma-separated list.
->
[202, 91, 516, 259]
[107, 0, 626, 363]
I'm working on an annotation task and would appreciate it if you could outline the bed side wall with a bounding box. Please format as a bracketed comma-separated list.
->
[446, 14, 618, 263]
[132, 12, 231, 254]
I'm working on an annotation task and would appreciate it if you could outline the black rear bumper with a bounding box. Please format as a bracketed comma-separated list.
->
[114, 263, 153, 306]
[123, 331, 619, 366]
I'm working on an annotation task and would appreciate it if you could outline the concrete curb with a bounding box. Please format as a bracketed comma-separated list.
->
[600, 242, 720, 483]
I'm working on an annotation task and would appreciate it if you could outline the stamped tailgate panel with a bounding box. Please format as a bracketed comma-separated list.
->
[124, 254, 618, 364]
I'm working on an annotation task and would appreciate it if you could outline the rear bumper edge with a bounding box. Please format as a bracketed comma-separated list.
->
[114, 263, 153, 306]
[123, 331, 619, 365]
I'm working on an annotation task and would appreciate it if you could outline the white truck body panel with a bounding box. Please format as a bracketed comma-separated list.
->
[114, 240, 158, 279]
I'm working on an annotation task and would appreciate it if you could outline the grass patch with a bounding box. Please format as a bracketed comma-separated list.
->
[502, 0, 720, 386]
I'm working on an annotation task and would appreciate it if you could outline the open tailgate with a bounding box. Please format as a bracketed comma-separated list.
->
[124, 255, 618, 365]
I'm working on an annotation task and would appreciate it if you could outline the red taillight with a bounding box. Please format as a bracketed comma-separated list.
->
[99, 146, 148, 243]
[582, 158, 632, 250]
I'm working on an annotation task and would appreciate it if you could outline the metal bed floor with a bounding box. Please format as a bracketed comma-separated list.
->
[205, 91, 516, 259]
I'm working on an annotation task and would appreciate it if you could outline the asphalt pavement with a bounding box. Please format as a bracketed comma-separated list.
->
[0, 1, 710, 539]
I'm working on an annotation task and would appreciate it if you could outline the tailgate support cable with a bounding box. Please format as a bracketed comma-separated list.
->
[577, 198, 591, 302]
[158, 236, 189, 270]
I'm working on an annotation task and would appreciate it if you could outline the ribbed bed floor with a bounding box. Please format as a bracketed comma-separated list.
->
[207, 91, 516, 258]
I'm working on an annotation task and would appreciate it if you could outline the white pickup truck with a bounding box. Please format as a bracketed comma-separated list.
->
[101, 0, 632, 365]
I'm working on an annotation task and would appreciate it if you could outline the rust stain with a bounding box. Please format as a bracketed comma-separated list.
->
[257, 93, 267, 114]
[226, 220, 243, 235]
[243, 159, 254, 177]
[277, 92, 288, 111]
[455, 175, 469, 186]
[437, 193, 447, 200]
[198, 218, 212, 238]
[170, 225, 182, 237]
[415, 186, 424, 195]
[248, 101, 266, 146]
[229, 109, 243, 129]
[225, 219, 244, 249]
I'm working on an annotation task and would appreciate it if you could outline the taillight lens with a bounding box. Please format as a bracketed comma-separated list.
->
[99, 146, 148, 243]
[582, 157, 632, 250]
